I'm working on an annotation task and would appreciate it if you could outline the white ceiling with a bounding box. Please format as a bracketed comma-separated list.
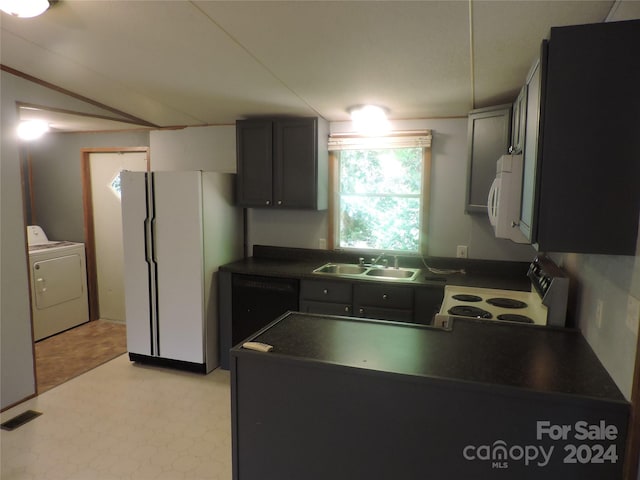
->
[1, 0, 639, 131]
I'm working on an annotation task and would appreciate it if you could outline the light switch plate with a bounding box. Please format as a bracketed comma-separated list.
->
[626, 295, 640, 335]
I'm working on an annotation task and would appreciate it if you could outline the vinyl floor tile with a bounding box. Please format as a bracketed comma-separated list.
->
[35, 319, 127, 393]
[1, 354, 232, 480]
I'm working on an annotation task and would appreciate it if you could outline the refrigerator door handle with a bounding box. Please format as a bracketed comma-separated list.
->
[145, 172, 160, 356]
[143, 217, 152, 264]
[144, 215, 158, 356]
[151, 217, 158, 263]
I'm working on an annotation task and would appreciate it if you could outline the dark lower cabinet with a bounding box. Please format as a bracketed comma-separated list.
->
[300, 279, 443, 325]
[299, 279, 352, 316]
[353, 283, 413, 322]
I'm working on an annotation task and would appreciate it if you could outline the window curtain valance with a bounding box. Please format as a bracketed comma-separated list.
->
[328, 130, 432, 151]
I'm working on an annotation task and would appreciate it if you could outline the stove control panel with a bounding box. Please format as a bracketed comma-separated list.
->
[527, 255, 569, 327]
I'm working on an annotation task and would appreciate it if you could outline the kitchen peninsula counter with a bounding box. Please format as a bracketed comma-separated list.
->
[231, 312, 629, 480]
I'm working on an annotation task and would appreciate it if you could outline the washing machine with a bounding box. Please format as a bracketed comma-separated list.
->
[27, 226, 89, 341]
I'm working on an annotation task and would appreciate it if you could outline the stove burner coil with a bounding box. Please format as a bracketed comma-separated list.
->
[486, 297, 528, 309]
[496, 314, 534, 324]
[451, 294, 483, 302]
[448, 305, 492, 319]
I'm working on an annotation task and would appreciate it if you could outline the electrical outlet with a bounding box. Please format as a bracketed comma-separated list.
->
[595, 299, 603, 329]
[318, 238, 327, 250]
[626, 295, 640, 335]
[456, 245, 468, 258]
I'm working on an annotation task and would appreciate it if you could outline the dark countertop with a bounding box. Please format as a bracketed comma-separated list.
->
[236, 312, 627, 406]
[220, 245, 533, 290]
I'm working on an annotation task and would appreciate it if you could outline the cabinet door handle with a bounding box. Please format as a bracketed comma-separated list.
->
[344, 306, 350, 313]
[382, 294, 388, 300]
[265, 200, 271, 205]
[359, 308, 364, 314]
[323, 289, 328, 295]
[277, 200, 282, 205]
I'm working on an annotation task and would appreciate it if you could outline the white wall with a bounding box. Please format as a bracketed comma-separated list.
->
[1, 73, 37, 408]
[150, 126, 236, 173]
[559, 248, 640, 400]
[248, 118, 537, 261]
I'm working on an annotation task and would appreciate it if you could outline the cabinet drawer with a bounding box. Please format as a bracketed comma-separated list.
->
[356, 306, 413, 323]
[300, 300, 352, 316]
[301, 280, 352, 303]
[353, 284, 413, 309]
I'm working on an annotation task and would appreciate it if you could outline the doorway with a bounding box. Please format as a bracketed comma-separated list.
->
[84, 150, 148, 322]
[81, 148, 149, 322]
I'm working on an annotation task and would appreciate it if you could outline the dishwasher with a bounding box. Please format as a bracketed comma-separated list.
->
[231, 274, 299, 348]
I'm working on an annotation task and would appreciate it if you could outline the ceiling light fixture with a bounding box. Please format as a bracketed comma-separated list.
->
[0, 0, 52, 18]
[17, 120, 50, 141]
[348, 105, 391, 135]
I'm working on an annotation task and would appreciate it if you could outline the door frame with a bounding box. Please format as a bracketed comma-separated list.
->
[81, 147, 150, 321]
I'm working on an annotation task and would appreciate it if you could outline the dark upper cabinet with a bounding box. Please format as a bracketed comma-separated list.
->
[236, 120, 273, 206]
[510, 85, 527, 154]
[525, 20, 640, 255]
[518, 49, 545, 242]
[236, 117, 328, 210]
[465, 104, 512, 214]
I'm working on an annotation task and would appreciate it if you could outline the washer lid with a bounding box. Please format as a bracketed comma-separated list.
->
[26, 225, 50, 246]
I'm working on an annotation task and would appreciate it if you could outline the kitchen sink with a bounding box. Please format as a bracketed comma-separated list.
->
[365, 268, 419, 280]
[312, 263, 419, 282]
[314, 263, 368, 275]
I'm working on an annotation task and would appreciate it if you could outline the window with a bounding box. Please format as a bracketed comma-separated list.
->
[329, 130, 432, 254]
[109, 172, 122, 199]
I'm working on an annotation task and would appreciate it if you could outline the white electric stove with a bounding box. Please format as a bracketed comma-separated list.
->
[436, 255, 569, 328]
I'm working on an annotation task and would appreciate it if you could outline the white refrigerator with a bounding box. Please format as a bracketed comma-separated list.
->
[121, 170, 242, 373]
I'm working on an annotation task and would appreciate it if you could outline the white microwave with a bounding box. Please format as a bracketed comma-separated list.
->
[487, 155, 528, 243]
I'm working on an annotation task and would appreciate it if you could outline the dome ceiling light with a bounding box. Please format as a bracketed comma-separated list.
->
[348, 105, 391, 135]
[17, 120, 50, 141]
[0, 0, 54, 18]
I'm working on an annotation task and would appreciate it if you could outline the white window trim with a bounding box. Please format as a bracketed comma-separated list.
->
[328, 129, 432, 151]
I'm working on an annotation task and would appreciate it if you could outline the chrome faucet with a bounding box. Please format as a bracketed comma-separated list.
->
[370, 252, 387, 267]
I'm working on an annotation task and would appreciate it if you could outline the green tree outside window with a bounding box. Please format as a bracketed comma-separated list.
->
[338, 147, 423, 252]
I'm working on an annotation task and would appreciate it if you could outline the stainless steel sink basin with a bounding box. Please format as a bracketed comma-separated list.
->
[312, 262, 419, 281]
[365, 268, 419, 280]
[313, 263, 368, 275]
